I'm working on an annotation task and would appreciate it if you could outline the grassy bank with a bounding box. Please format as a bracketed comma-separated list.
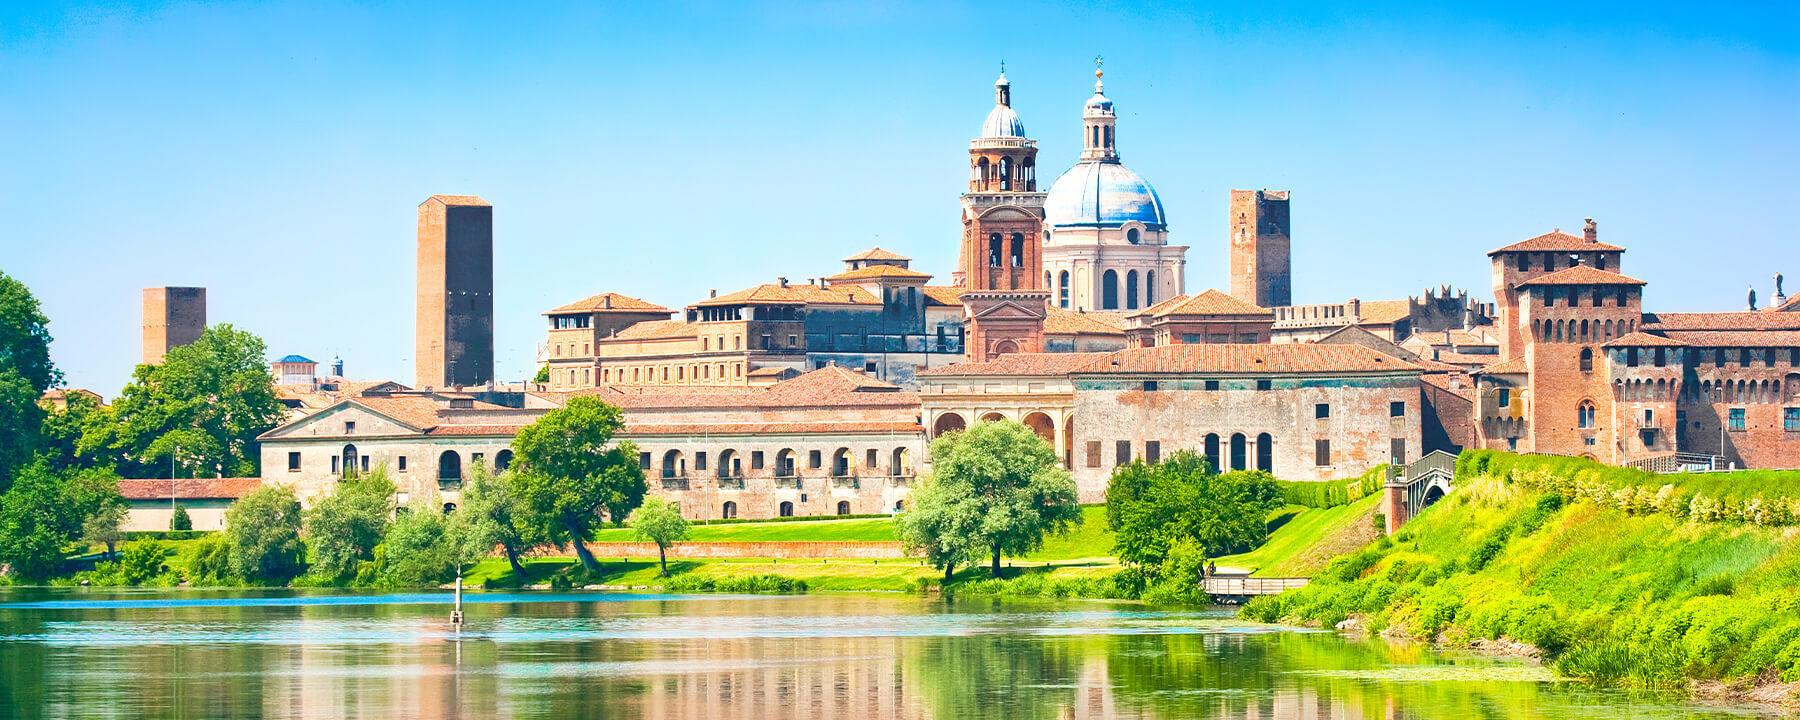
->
[1213, 496, 1381, 577]
[1242, 455, 1800, 703]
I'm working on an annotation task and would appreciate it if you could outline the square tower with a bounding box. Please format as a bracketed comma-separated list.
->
[1228, 190, 1292, 308]
[415, 195, 494, 389]
[142, 286, 206, 365]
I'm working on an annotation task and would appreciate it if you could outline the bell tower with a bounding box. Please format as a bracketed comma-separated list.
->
[958, 68, 1050, 361]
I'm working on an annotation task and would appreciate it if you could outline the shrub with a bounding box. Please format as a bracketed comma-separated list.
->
[170, 504, 192, 532]
[666, 573, 807, 594]
[186, 535, 233, 583]
[117, 539, 167, 586]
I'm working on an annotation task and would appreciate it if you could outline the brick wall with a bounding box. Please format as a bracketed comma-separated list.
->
[577, 541, 908, 560]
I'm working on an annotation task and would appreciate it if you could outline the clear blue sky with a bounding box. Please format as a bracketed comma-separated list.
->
[4, 1, 1796, 394]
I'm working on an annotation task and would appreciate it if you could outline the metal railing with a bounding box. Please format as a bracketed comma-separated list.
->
[1202, 577, 1310, 596]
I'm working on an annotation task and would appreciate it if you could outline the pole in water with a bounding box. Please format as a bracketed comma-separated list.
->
[451, 575, 465, 629]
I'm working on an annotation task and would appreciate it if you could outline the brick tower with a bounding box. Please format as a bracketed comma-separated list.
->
[1228, 189, 1291, 308]
[958, 70, 1050, 361]
[142, 286, 206, 365]
[415, 195, 494, 388]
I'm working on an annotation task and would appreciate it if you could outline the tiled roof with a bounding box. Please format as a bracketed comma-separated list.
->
[745, 367, 793, 376]
[1135, 289, 1271, 318]
[1043, 306, 1127, 335]
[1660, 330, 1800, 348]
[824, 265, 932, 280]
[920, 352, 1111, 377]
[1489, 231, 1625, 255]
[118, 477, 262, 501]
[921, 286, 965, 307]
[1420, 372, 1476, 401]
[545, 292, 672, 315]
[1642, 312, 1800, 331]
[842, 247, 911, 262]
[607, 320, 697, 341]
[1085, 344, 1419, 374]
[1412, 358, 1467, 373]
[693, 283, 879, 307]
[1406, 329, 1498, 347]
[421, 195, 490, 207]
[348, 395, 507, 431]
[1432, 350, 1505, 367]
[1356, 300, 1413, 325]
[1473, 357, 1528, 375]
[1602, 332, 1687, 348]
[1515, 265, 1646, 287]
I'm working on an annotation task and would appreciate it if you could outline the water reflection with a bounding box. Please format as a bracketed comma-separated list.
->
[0, 590, 1776, 719]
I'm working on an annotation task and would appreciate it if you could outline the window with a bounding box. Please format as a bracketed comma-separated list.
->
[751, 451, 764, 470]
[1498, 388, 1511, 408]
[1205, 380, 1220, 391]
[1315, 439, 1331, 466]
[1102, 270, 1119, 310]
[866, 449, 878, 468]
[1391, 438, 1407, 465]
[809, 450, 822, 469]
[837, 500, 852, 516]
[1654, 348, 1667, 367]
[1125, 270, 1139, 310]
[1517, 253, 1530, 271]
[1729, 408, 1747, 432]
[695, 452, 707, 471]
[1204, 434, 1221, 472]
[1183, 334, 1200, 344]
[1507, 437, 1518, 452]
[1143, 380, 1159, 391]
[1786, 408, 1800, 432]
[360, 456, 370, 473]
[1315, 403, 1330, 419]
[287, 452, 300, 471]
[1230, 433, 1247, 471]
[344, 421, 355, 434]
[639, 452, 652, 470]
[1390, 401, 1405, 417]
[1626, 348, 1639, 367]
[779, 501, 795, 518]
[397, 456, 407, 472]
[1115, 440, 1131, 467]
[1577, 399, 1596, 429]
[865, 361, 878, 374]
[1579, 348, 1593, 372]
[331, 456, 339, 474]
[1059, 271, 1071, 308]
[1257, 379, 1272, 391]
[722, 502, 738, 519]
[1145, 441, 1161, 464]
[1085, 441, 1102, 468]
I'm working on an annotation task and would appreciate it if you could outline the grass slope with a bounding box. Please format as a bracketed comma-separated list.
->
[588, 517, 897, 543]
[1213, 495, 1380, 577]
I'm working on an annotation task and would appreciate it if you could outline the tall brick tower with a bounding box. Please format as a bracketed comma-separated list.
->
[142, 286, 206, 365]
[1228, 189, 1291, 308]
[415, 195, 494, 388]
[958, 70, 1050, 361]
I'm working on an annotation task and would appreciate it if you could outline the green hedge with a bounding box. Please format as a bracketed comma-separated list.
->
[1278, 465, 1388, 508]
[124, 530, 214, 541]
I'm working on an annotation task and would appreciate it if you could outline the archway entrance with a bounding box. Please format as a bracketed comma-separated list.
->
[932, 413, 967, 438]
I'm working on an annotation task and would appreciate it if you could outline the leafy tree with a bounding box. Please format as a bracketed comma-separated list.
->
[0, 462, 118, 581]
[224, 484, 305, 583]
[304, 468, 397, 581]
[187, 535, 234, 583]
[629, 498, 690, 577]
[511, 396, 646, 573]
[82, 493, 129, 559]
[1106, 451, 1284, 573]
[460, 466, 545, 578]
[117, 539, 168, 585]
[170, 504, 192, 531]
[0, 271, 59, 485]
[895, 471, 978, 581]
[39, 389, 107, 472]
[532, 365, 549, 384]
[81, 324, 284, 479]
[372, 506, 464, 588]
[908, 420, 1081, 578]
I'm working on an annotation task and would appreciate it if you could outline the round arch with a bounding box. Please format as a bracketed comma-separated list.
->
[979, 411, 1007, 423]
[932, 413, 967, 438]
[437, 450, 462, 481]
[1021, 411, 1055, 444]
[778, 501, 795, 517]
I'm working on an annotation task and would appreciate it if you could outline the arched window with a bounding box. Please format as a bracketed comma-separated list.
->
[775, 449, 797, 477]
[1104, 125, 1113, 148]
[721, 502, 737, 519]
[1256, 433, 1273, 472]
[1230, 433, 1248, 471]
[494, 449, 513, 472]
[717, 450, 739, 478]
[837, 500, 852, 516]
[1579, 348, 1594, 372]
[1145, 271, 1156, 305]
[1058, 271, 1071, 308]
[988, 233, 1003, 267]
[831, 448, 852, 477]
[1577, 399, 1597, 429]
[976, 157, 989, 189]
[1009, 233, 1024, 268]
[932, 413, 967, 438]
[1204, 433, 1221, 473]
[1045, 271, 1052, 289]
[891, 447, 911, 476]
[1102, 270, 1119, 310]
[662, 449, 684, 479]
[341, 444, 359, 479]
[1125, 270, 1140, 310]
[437, 451, 461, 481]
[779, 501, 795, 518]
[999, 156, 1013, 191]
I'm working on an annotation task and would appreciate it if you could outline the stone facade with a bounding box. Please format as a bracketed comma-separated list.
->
[141, 286, 205, 365]
[415, 195, 494, 389]
[1228, 189, 1291, 308]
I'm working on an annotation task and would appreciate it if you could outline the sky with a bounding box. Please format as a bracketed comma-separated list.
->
[3, 1, 1797, 394]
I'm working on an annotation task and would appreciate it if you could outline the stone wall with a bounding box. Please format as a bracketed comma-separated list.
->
[578, 541, 907, 560]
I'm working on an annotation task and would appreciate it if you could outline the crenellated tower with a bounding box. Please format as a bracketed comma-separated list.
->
[958, 68, 1050, 361]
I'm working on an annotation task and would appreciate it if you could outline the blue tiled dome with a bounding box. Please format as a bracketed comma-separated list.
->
[1044, 161, 1167, 229]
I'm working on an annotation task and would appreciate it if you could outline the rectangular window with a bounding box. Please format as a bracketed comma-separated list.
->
[1390, 438, 1406, 465]
[695, 452, 707, 471]
[809, 450, 823, 469]
[287, 452, 300, 471]
[1257, 379, 1272, 391]
[1498, 388, 1511, 408]
[1205, 380, 1220, 391]
[1786, 408, 1800, 432]
[1142, 380, 1159, 391]
[344, 421, 355, 434]
[1390, 401, 1405, 417]
[1085, 441, 1102, 468]
[331, 456, 339, 474]
[1626, 348, 1639, 367]
[397, 456, 407, 472]
[1237, 334, 1259, 343]
[360, 456, 370, 473]
[1145, 441, 1161, 464]
[1716, 349, 1727, 365]
[1542, 288, 1554, 307]
[751, 451, 765, 470]
[1654, 348, 1666, 367]
[1208, 333, 1231, 343]
[1115, 440, 1131, 467]
[1507, 437, 1518, 452]
[866, 449, 878, 468]
[1315, 403, 1330, 419]
[1182, 334, 1200, 344]
[1315, 439, 1331, 467]
[1741, 349, 1752, 365]
[639, 452, 652, 470]
[1729, 408, 1746, 432]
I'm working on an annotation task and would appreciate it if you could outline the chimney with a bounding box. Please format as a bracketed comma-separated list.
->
[778, 277, 789, 288]
[1583, 217, 1597, 244]
[602, 295, 612, 309]
[332, 355, 344, 377]
[709, 289, 717, 298]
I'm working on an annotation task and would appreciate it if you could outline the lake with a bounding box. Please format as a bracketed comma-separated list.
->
[0, 588, 1778, 719]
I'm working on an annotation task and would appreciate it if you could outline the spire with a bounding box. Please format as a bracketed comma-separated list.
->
[1094, 54, 1104, 94]
[995, 60, 1011, 107]
[1081, 57, 1118, 162]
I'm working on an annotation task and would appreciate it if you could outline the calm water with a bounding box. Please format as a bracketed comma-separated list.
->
[0, 588, 1779, 719]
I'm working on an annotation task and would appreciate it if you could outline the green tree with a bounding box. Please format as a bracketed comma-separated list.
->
[0, 462, 118, 581]
[0, 271, 60, 485]
[39, 389, 107, 472]
[117, 539, 168, 585]
[460, 466, 544, 578]
[187, 535, 234, 583]
[895, 471, 978, 581]
[225, 484, 305, 583]
[170, 503, 192, 531]
[629, 498, 690, 577]
[532, 365, 549, 384]
[81, 324, 285, 479]
[303, 468, 397, 581]
[1106, 452, 1283, 573]
[373, 506, 464, 587]
[82, 493, 129, 559]
[511, 396, 646, 573]
[910, 420, 1081, 578]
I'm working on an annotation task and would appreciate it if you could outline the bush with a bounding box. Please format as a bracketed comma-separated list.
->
[225, 485, 306, 583]
[117, 539, 168, 586]
[170, 504, 192, 532]
[125, 530, 211, 541]
[186, 535, 233, 583]
[665, 573, 807, 594]
[1141, 538, 1208, 605]
[370, 509, 462, 588]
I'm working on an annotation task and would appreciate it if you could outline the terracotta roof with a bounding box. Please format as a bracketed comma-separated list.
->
[607, 320, 697, 341]
[921, 286, 965, 307]
[1405, 329, 1496, 348]
[1641, 312, 1800, 331]
[624, 421, 922, 436]
[1473, 357, 1528, 375]
[41, 388, 103, 403]
[1356, 300, 1413, 325]
[824, 265, 932, 281]
[693, 283, 879, 307]
[421, 195, 489, 207]
[1515, 265, 1646, 287]
[118, 477, 261, 501]
[1412, 358, 1467, 373]
[426, 424, 528, 436]
[919, 352, 1111, 377]
[1085, 344, 1419, 374]
[1043, 306, 1127, 335]
[1432, 350, 1505, 367]
[1768, 295, 1800, 313]
[1660, 330, 1800, 348]
[1135, 289, 1271, 318]
[545, 292, 672, 315]
[842, 247, 911, 262]
[1489, 231, 1625, 255]
[1602, 332, 1687, 348]
[1420, 372, 1476, 401]
[347, 395, 507, 431]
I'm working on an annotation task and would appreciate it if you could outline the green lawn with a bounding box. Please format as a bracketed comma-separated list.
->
[589, 517, 898, 543]
[1212, 494, 1381, 577]
[1020, 505, 1115, 561]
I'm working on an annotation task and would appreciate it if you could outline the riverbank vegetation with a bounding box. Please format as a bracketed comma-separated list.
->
[1242, 450, 1800, 701]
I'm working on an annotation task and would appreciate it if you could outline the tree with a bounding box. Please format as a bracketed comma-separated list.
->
[460, 466, 545, 578]
[1106, 451, 1284, 573]
[82, 493, 128, 559]
[225, 484, 305, 583]
[532, 365, 550, 384]
[629, 498, 690, 577]
[908, 420, 1082, 578]
[170, 504, 192, 531]
[39, 389, 107, 472]
[511, 396, 646, 573]
[0, 271, 59, 485]
[0, 462, 118, 581]
[81, 324, 285, 479]
[895, 471, 978, 582]
[303, 468, 397, 581]
[373, 506, 464, 588]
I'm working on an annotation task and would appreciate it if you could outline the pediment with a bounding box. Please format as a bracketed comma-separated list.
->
[971, 300, 1049, 320]
[977, 206, 1037, 222]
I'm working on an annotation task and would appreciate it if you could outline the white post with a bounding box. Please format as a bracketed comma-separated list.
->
[451, 575, 464, 629]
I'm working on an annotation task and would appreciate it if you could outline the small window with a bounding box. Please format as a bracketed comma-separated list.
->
[397, 456, 407, 472]
[1390, 437, 1406, 465]
[1257, 380, 1272, 391]
[1142, 380, 1159, 391]
[330, 456, 339, 474]
[1205, 380, 1221, 391]
[1785, 408, 1799, 432]
[866, 449, 878, 468]
[344, 421, 355, 434]
[1145, 441, 1161, 464]
[695, 452, 707, 471]
[1315, 403, 1330, 419]
[809, 450, 822, 469]
[360, 456, 369, 473]
[1085, 441, 1102, 468]
[1315, 439, 1331, 467]
[865, 361, 878, 373]
[751, 451, 765, 470]
[1729, 408, 1746, 431]
[1498, 388, 1511, 408]
[1115, 440, 1131, 467]
[639, 452, 652, 470]
[1579, 348, 1594, 372]
[1390, 401, 1405, 417]
[287, 452, 300, 471]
